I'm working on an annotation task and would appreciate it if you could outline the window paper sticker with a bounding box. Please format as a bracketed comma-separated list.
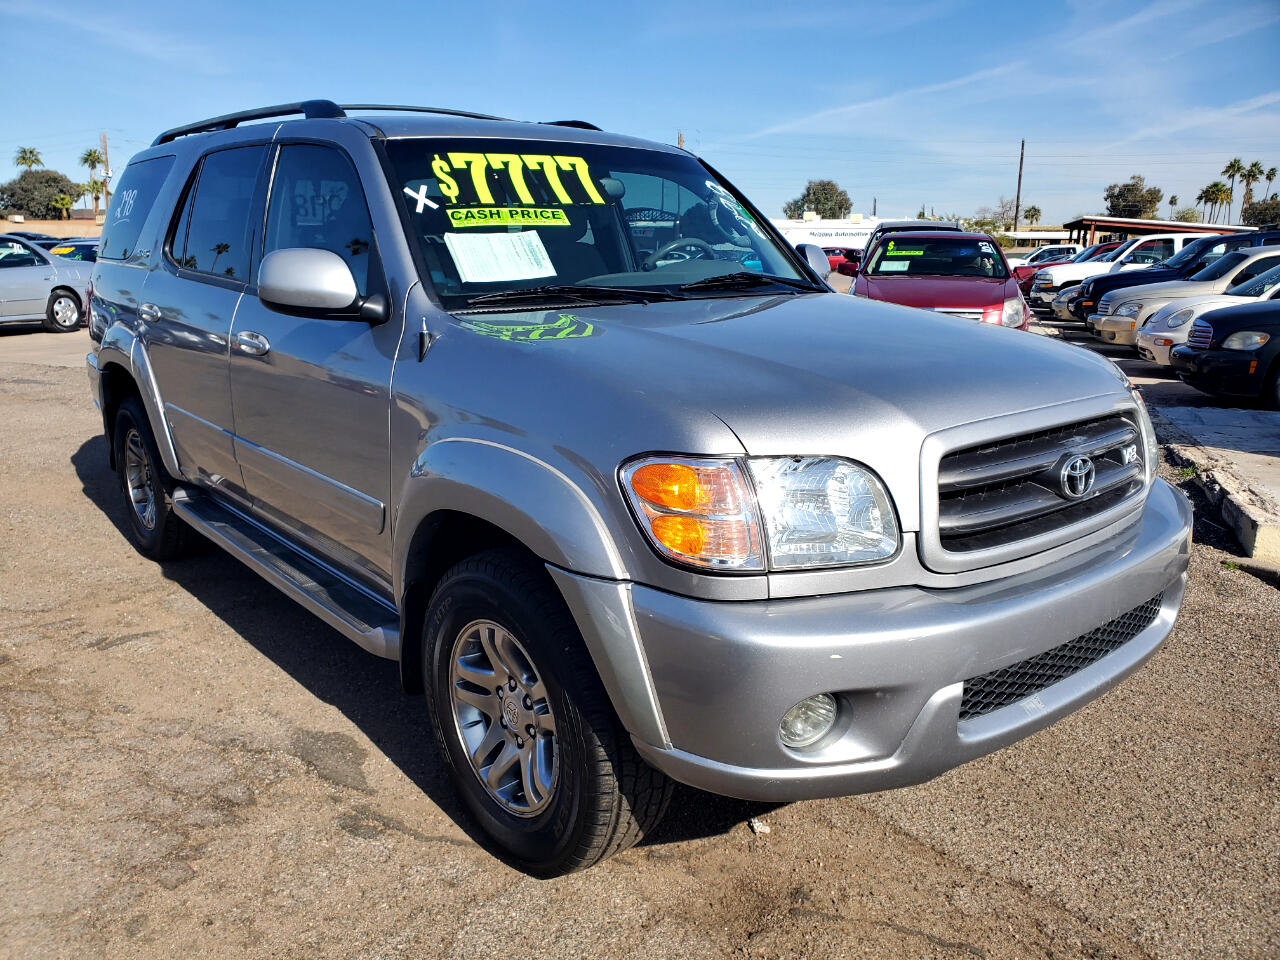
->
[878, 260, 910, 271]
[885, 248, 923, 256]
[447, 207, 571, 228]
[979, 241, 996, 255]
[444, 230, 556, 284]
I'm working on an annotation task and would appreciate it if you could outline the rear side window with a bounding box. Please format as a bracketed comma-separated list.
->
[263, 144, 375, 295]
[175, 146, 266, 281]
[98, 155, 175, 261]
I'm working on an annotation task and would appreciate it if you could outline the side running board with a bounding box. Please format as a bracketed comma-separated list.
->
[171, 487, 400, 660]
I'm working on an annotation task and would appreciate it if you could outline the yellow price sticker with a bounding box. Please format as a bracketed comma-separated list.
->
[431, 152, 606, 207]
[447, 207, 572, 228]
[51, 246, 74, 254]
[885, 249, 924, 256]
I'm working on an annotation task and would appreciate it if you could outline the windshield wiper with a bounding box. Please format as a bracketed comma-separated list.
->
[676, 272, 822, 294]
[463, 283, 685, 307]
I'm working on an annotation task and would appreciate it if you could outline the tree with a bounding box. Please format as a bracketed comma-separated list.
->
[79, 148, 105, 215]
[0, 168, 82, 219]
[50, 194, 73, 220]
[1222, 157, 1245, 223]
[1168, 195, 1178, 219]
[85, 177, 105, 213]
[782, 179, 851, 220]
[1266, 166, 1277, 199]
[1204, 181, 1232, 223]
[1195, 187, 1208, 220]
[1173, 207, 1200, 222]
[1103, 175, 1163, 219]
[1242, 198, 1280, 227]
[1024, 204, 1041, 225]
[13, 146, 42, 171]
[1241, 161, 1265, 212]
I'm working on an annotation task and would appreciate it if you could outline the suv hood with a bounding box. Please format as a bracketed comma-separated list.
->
[1112, 279, 1223, 304]
[447, 293, 1129, 529]
[860, 274, 1014, 309]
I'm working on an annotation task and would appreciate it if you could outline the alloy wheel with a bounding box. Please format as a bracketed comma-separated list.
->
[123, 428, 157, 530]
[448, 619, 558, 816]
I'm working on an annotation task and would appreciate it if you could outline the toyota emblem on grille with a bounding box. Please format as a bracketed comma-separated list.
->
[1059, 455, 1096, 499]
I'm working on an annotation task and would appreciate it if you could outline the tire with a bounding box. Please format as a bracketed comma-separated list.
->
[423, 549, 671, 875]
[42, 288, 82, 333]
[1265, 364, 1280, 411]
[112, 396, 189, 560]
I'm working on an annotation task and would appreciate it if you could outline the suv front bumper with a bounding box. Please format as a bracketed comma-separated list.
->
[1092, 314, 1142, 344]
[564, 479, 1192, 802]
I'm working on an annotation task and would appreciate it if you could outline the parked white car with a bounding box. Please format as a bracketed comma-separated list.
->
[1135, 263, 1280, 364]
[1029, 233, 1216, 307]
[1005, 243, 1081, 268]
[1093, 246, 1280, 346]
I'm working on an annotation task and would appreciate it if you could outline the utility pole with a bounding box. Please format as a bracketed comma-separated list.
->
[872, 197, 877, 217]
[100, 131, 111, 210]
[1013, 138, 1025, 232]
[677, 130, 684, 150]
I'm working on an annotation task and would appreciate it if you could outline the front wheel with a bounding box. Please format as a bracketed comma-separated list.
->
[423, 549, 671, 875]
[43, 288, 82, 333]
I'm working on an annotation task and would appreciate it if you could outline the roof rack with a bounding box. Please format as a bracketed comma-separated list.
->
[153, 100, 598, 146]
[543, 120, 602, 131]
[152, 100, 345, 145]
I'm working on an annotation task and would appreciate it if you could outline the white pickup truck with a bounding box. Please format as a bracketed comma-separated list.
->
[1029, 233, 1215, 308]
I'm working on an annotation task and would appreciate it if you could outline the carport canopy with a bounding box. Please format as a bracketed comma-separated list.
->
[1062, 216, 1255, 244]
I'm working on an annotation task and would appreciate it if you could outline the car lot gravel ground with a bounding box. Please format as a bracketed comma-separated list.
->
[1, 326, 1276, 960]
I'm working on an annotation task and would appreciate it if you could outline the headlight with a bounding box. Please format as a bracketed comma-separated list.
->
[623, 455, 900, 571]
[748, 457, 899, 568]
[1221, 330, 1271, 350]
[1115, 302, 1142, 317]
[1128, 387, 1159, 486]
[1166, 308, 1196, 329]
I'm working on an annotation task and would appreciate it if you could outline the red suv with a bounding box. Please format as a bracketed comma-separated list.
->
[852, 231, 1030, 330]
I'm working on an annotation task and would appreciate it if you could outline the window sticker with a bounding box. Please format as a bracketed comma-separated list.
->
[978, 241, 996, 255]
[51, 246, 74, 255]
[885, 248, 923, 256]
[878, 260, 910, 272]
[444, 230, 556, 284]
[447, 207, 571, 229]
[429, 152, 606, 208]
[705, 180, 767, 241]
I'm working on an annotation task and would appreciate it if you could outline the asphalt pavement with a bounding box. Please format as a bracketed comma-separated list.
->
[1, 323, 1276, 960]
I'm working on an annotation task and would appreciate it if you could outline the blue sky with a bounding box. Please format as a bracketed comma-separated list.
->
[4, 0, 1279, 224]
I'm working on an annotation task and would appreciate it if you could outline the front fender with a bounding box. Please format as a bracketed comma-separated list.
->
[395, 436, 627, 595]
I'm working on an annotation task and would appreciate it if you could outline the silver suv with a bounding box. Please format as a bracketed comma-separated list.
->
[87, 101, 1193, 875]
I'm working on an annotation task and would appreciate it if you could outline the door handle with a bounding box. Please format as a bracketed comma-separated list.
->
[234, 330, 270, 357]
[138, 302, 162, 322]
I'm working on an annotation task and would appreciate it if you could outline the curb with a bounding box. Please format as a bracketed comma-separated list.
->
[1150, 408, 1280, 566]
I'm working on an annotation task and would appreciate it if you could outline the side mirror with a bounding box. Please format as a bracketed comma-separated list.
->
[796, 243, 830, 278]
[258, 247, 384, 320]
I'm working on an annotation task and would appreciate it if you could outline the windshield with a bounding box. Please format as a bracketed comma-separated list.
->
[1227, 262, 1280, 298]
[1096, 243, 1130, 263]
[863, 236, 1008, 279]
[1190, 250, 1249, 282]
[385, 138, 810, 310]
[1073, 243, 1108, 262]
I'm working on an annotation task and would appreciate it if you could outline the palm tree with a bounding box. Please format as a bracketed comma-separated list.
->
[85, 178, 104, 213]
[1267, 167, 1278, 199]
[79, 148, 105, 215]
[210, 242, 230, 273]
[1222, 158, 1245, 222]
[1241, 161, 1265, 212]
[13, 146, 42, 170]
[51, 194, 73, 220]
[1195, 187, 1208, 220]
[1024, 205, 1041, 226]
[1208, 181, 1232, 223]
[1168, 195, 1178, 219]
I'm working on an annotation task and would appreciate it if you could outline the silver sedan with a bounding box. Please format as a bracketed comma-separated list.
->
[0, 234, 92, 332]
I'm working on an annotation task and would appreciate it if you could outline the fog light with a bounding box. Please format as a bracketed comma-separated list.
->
[779, 694, 837, 748]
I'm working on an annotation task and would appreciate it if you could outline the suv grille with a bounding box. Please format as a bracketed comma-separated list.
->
[936, 415, 1145, 554]
[1187, 320, 1213, 348]
[959, 593, 1164, 721]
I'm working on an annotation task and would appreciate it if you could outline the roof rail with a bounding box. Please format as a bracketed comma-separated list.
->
[152, 100, 345, 145]
[543, 119, 602, 131]
[339, 104, 511, 122]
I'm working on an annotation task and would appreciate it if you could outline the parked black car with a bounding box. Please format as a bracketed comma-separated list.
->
[1073, 230, 1280, 320]
[1170, 300, 1280, 408]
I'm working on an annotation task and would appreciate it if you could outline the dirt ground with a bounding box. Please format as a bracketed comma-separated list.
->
[1, 327, 1277, 960]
